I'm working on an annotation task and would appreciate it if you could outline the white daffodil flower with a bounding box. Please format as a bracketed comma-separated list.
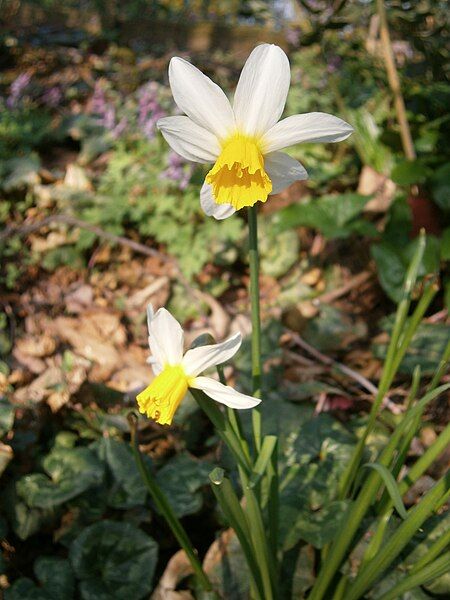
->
[137, 305, 260, 425]
[157, 43, 353, 219]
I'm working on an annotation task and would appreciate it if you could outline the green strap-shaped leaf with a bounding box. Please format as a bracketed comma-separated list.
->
[249, 435, 277, 488]
[208, 468, 265, 600]
[377, 551, 450, 600]
[363, 463, 407, 519]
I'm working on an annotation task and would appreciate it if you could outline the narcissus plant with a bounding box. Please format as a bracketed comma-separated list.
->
[157, 43, 353, 219]
[137, 305, 260, 425]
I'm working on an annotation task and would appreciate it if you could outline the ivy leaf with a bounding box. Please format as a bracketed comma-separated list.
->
[97, 438, 147, 509]
[0, 397, 14, 437]
[373, 319, 449, 375]
[156, 453, 212, 517]
[16, 447, 104, 508]
[4, 557, 74, 600]
[69, 520, 158, 600]
[273, 193, 374, 239]
[3, 483, 58, 540]
[391, 160, 429, 186]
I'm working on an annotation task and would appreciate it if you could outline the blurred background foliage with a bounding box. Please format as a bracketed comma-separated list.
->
[0, 0, 449, 598]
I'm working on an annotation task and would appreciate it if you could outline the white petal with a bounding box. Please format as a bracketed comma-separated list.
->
[182, 332, 242, 377]
[191, 376, 261, 409]
[263, 112, 354, 153]
[233, 44, 290, 137]
[265, 151, 308, 194]
[148, 356, 163, 376]
[157, 116, 220, 163]
[145, 305, 164, 372]
[169, 57, 235, 139]
[148, 307, 184, 365]
[200, 181, 236, 220]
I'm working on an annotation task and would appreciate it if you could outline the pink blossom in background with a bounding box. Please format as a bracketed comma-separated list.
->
[138, 82, 166, 140]
[7, 73, 31, 108]
[41, 86, 63, 107]
[161, 151, 193, 190]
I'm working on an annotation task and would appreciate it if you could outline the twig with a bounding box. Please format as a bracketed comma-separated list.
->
[288, 331, 402, 414]
[376, 0, 416, 161]
[313, 271, 373, 305]
[0, 214, 169, 261]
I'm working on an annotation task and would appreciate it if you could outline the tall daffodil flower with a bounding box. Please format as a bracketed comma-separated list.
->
[157, 43, 353, 219]
[137, 305, 260, 425]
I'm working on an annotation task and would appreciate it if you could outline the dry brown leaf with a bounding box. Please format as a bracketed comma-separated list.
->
[65, 284, 94, 313]
[300, 267, 322, 287]
[12, 366, 62, 404]
[126, 276, 170, 311]
[12, 348, 47, 374]
[196, 291, 230, 340]
[0, 443, 13, 476]
[47, 390, 71, 413]
[64, 164, 92, 191]
[14, 335, 56, 358]
[151, 550, 194, 600]
[358, 165, 396, 212]
[30, 231, 69, 253]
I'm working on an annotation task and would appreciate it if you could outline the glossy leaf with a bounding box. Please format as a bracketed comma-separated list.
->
[70, 520, 158, 600]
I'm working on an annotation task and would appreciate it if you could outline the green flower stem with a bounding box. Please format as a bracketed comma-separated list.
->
[216, 365, 250, 458]
[128, 414, 213, 593]
[248, 205, 262, 453]
[191, 388, 253, 472]
[267, 440, 279, 570]
[239, 465, 278, 599]
[209, 468, 266, 600]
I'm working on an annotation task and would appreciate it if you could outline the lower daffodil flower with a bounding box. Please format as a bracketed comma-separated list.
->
[157, 43, 353, 219]
[137, 305, 260, 425]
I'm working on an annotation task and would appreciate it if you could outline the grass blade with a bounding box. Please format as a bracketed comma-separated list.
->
[377, 551, 450, 600]
[363, 463, 407, 519]
[249, 435, 277, 488]
[345, 473, 450, 600]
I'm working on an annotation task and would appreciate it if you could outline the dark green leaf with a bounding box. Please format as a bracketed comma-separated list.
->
[69, 520, 158, 600]
[431, 163, 450, 212]
[441, 228, 450, 261]
[391, 160, 429, 186]
[97, 438, 147, 509]
[374, 319, 450, 375]
[302, 305, 367, 352]
[16, 447, 104, 508]
[156, 453, 212, 517]
[0, 397, 14, 437]
[5, 557, 74, 600]
[273, 193, 373, 239]
[371, 243, 406, 303]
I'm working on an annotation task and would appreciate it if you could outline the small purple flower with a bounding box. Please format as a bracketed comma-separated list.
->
[112, 116, 128, 139]
[7, 73, 31, 109]
[42, 86, 62, 108]
[161, 151, 193, 190]
[90, 82, 120, 132]
[91, 81, 108, 115]
[138, 82, 166, 140]
[285, 28, 300, 46]
[327, 55, 342, 74]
